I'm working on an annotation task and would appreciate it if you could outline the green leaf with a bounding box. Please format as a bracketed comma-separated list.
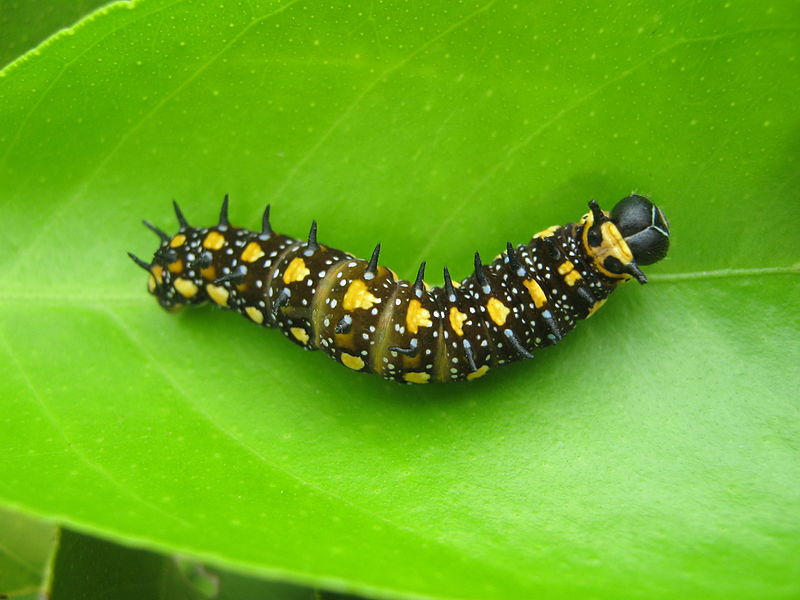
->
[49, 529, 210, 600]
[0, 0, 111, 69]
[44, 526, 318, 599]
[1, 1, 798, 599]
[0, 507, 56, 599]
[0, 505, 320, 600]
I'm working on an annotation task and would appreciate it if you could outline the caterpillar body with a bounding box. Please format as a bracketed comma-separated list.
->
[129, 195, 670, 384]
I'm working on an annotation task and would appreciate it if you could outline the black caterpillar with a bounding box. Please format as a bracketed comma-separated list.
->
[129, 195, 670, 384]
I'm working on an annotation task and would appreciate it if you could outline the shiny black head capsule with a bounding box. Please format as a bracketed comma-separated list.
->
[611, 194, 670, 265]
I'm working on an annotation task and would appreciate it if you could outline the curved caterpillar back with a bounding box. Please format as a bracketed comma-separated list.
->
[129, 194, 670, 384]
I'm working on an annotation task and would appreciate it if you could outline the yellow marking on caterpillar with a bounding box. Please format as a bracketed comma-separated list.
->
[341, 353, 365, 371]
[200, 265, 216, 281]
[203, 231, 225, 250]
[399, 352, 422, 370]
[343, 279, 381, 311]
[245, 306, 264, 324]
[600, 220, 633, 261]
[556, 260, 582, 286]
[206, 283, 229, 307]
[403, 371, 430, 384]
[558, 261, 575, 275]
[406, 299, 432, 334]
[534, 225, 559, 239]
[449, 306, 468, 336]
[167, 259, 184, 274]
[522, 279, 547, 308]
[487, 297, 510, 326]
[467, 365, 489, 381]
[582, 211, 634, 279]
[174, 278, 198, 298]
[283, 257, 310, 284]
[147, 266, 163, 293]
[290, 327, 310, 344]
[170, 234, 186, 248]
[564, 270, 582, 286]
[151, 265, 164, 284]
[586, 298, 607, 318]
[334, 332, 356, 351]
[452, 280, 461, 288]
[241, 241, 265, 262]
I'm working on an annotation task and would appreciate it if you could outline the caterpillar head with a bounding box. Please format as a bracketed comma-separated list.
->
[581, 194, 670, 284]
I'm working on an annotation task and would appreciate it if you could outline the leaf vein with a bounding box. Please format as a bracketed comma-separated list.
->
[4, 0, 303, 278]
[0, 0, 189, 169]
[649, 265, 800, 282]
[0, 327, 192, 528]
[407, 26, 800, 266]
[268, 0, 500, 204]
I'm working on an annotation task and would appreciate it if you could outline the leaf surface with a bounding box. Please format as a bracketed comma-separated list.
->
[0, 1, 798, 599]
[0, 507, 56, 599]
[0, 0, 111, 68]
[48, 528, 316, 600]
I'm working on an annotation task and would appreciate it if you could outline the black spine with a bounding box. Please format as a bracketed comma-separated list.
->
[262, 204, 273, 236]
[307, 220, 319, 252]
[143, 220, 170, 243]
[219, 194, 230, 227]
[505, 242, 522, 271]
[366, 243, 381, 277]
[128, 252, 151, 271]
[173, 200, 189, 230]
[474, 252, 490, 289]
[413, 261, 426, 294]
[443, 267, 456, 300]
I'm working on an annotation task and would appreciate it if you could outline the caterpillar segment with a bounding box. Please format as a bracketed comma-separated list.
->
[130, 194, 670, 384]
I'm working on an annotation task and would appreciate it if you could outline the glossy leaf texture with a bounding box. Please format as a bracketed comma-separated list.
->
[0, 1, 798, 599]
[0, 0, 112, 68]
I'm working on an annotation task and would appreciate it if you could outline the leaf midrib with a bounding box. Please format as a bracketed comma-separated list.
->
[0, 265, 795, 306]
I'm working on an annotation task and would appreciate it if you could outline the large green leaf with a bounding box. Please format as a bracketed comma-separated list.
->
[0, 0, 112, 69]
[0, 507, 56, 599]
[48, 528, 317, 600]
[0, 507, 321, 599]
[1, 1, 798, 598]
[49, 529, 211, 600]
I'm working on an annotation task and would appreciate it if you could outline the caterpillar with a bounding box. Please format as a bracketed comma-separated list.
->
[129, 194, 670, 384]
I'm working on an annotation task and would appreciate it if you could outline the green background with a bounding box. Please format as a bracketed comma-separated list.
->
[1, 0, 798, 598]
